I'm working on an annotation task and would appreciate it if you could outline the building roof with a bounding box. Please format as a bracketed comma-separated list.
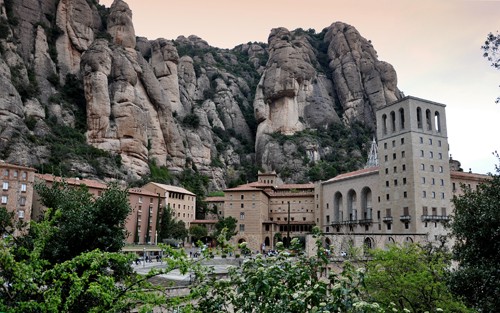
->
[129, 187, 162, 197]
[451, 171, 491, 182]
[0, 161, 36, 172]
[36, 173, 108, 189]
[146, 182, 195, 196]
[324, 167, 379, 184]
[277, 183, 315, 190]
[224, 185, 264, 192]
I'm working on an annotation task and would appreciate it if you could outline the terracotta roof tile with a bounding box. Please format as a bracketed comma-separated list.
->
[326, 167, 379, 183]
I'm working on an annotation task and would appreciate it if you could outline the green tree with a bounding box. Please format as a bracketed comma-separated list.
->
[157, 205, 188, 241]
[363, 243, 471, 313]
[482, 32, 500, 102]
[213, 216, 238, 241]
[189, 224, 208, 243]
[0, 206, 14, 236]
[0, 198, 199, 312]
[31, 181, 131, 263]
[448, 158, 500, 312]
[191, 227, 382, 313]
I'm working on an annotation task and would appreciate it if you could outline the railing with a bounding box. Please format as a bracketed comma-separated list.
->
[358, 218, 373, 225]
[382, 216, 393, 223]
[421, 215, 451, 222]
[400, 215, 411, 221]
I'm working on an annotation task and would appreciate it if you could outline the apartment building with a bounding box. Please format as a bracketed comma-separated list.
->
[33, 174, 163, 244]
[0, 162, 36, 234]
[224, 173, 316, 252]
[318, 96, 490, 254]
[142, 182, 196, 229]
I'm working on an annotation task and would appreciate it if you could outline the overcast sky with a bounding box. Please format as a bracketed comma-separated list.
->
[100, 0, 500, 174]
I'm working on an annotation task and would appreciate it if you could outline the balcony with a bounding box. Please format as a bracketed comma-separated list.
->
[344, 220, 358, 225]
[382, 216, 393, 223]
[331, 221, 343, 227]
[358, 218, 373, 225]
[400, 215, 411, 221]
[421, 215, 451, 222]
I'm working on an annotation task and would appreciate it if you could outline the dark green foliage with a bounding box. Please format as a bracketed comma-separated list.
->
[182, 113, 200, 128]
[0, 18, 9, 39]
[179, 168, 210, 218]
[157, 205, 188, 241]
[213, 216, 238, 241]
[4, 0, 18, 26]
[364, 243, 472, 313]
[31, 181, 131, 263]
[449, 158, 500, 312]
[10, 65, 40, 101]
[189, 224, 208, 242]
[0, 207, 14, 236]
[270, 121, 373, 182]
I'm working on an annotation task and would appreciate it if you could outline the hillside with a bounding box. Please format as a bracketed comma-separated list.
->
[0, 0, 403, 191]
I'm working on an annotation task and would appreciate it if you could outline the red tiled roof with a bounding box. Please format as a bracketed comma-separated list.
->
[325, 167, 379, 183]
[36, 173, 107, 189]
[129, 188, 161, 197]
[224, 185, 263, 192]
[277, 183, 315, 189]
[451, 171, 491, 181]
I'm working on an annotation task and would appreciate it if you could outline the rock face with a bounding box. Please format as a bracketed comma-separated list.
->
[0, 0, 403, 188]
[254, 24, 402, 174]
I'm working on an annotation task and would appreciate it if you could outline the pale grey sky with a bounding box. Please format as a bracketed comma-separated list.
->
[101, 0, 500, 174]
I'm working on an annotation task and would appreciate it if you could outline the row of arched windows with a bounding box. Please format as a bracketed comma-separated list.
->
[417, 107, 441, 132]
[332, 187, 372, 222]
[381, 107, 442, 134]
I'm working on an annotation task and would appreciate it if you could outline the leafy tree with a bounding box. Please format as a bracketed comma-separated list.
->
[191, 228, 382, 312]
[0, 206, 14, 236]
[31, 181, 131, 263]
[213, 216, 238, 241]
[0, 197, 200, 312]
[363, 243, 472, 313]
[157, 205, 188, 241]
[448, 157, 500, 312]
[482, 32, 500, 102]
[189, 224, 208, 243]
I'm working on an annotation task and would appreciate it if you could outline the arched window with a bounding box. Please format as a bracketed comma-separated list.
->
[390, 111, 396, 132]
[426, 109, 432, 131]
[417, 107, 422, 129]
[382, 114, 388, 135]
[347, 189, 357, 221]
[364, 237, 375, 253]
[334, 192, 343, 222]
[361, 187, 372, 220]
[434, 111, 441, 132]
[399, 108, 405, 129]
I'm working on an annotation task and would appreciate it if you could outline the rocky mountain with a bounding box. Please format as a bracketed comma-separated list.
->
[0, 0, 403, 191]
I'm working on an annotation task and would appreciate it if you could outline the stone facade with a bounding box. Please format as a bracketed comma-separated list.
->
[143, 182, 196, 229]
[33, 174, 163, 245]
[0, 162, 36, 235]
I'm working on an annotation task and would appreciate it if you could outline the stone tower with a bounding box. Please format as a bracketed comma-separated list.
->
[376, 96, 452, 239]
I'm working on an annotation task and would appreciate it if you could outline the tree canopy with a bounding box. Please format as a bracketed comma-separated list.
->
[363, 243, 471, 313]
[449, 157, 500, 312]
[482, 32, 500, 102]
[157, 205, 188, 242]
[32, 181, 131, 263]
[213, 216, 238, 241]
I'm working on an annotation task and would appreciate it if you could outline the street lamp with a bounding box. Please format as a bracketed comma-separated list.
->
[143, 247, 145, 268]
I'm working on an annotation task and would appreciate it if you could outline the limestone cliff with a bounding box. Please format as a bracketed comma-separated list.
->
[0, 0, 402, 189]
